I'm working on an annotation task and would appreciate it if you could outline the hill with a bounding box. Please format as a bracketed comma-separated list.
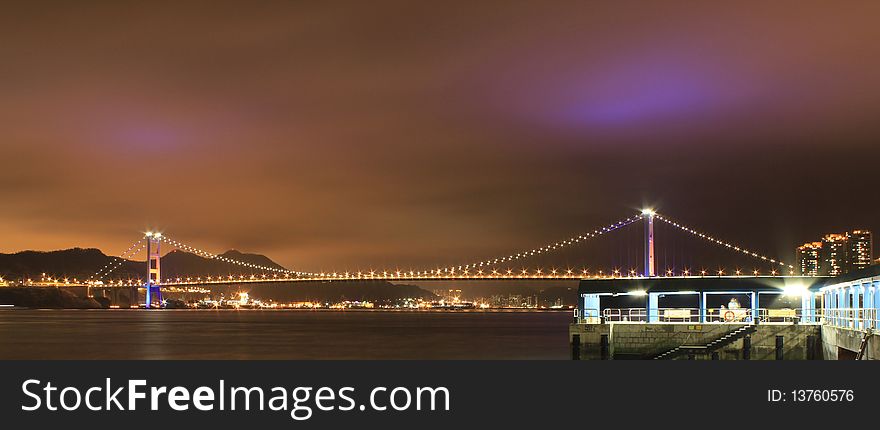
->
[0, 247, 289, 282]
[0, 287, 103, 308]
[159, 249, 288, 278]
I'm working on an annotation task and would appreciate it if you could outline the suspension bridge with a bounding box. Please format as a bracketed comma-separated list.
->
[28, 208, 802, 308]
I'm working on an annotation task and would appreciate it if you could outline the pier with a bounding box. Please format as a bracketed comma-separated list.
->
[570, 266, 880, 359]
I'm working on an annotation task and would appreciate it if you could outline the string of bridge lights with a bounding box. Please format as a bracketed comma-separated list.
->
[90, 211, 799, 285]
[152, 234, 217, 259]
[88, 237, 147, 282]
[146, 215, 644, 284]
[416, 214, 644, 276]
[154, 266, 788, 285]
[153, 233, 316, 277]
[103, 240, 148, 280]
[89, 241, 148, 283]
[653, 213, 795, 273]
[151, 211, 791, 283]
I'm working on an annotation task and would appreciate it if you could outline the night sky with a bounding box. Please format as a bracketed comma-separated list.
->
[1, 1, 878, 272]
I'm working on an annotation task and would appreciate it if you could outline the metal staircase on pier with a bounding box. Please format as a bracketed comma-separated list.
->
[856, 329, 873, 360]
[653, 325, 758, 360]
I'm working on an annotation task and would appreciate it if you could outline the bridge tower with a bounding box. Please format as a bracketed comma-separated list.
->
[144, 232, 163, 308]
[642, 209, 656, 277]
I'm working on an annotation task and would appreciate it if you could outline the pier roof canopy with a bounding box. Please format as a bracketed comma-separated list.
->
[816, 265, 880, 289]
[577, 276, 827, 295]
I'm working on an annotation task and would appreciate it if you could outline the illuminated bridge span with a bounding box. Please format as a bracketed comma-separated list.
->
[65, 209, 797, 308]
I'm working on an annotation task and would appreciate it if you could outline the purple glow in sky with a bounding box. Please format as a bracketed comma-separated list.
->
[0, 1, 878, 270]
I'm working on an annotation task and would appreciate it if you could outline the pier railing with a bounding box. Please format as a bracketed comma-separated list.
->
[601, 307, 757, 323]
[581, 307, 880, 328]
[822, 308, 879, 330]
[590, 307, 825, 324]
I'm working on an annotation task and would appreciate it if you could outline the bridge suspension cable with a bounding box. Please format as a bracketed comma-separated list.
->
[156, 234, 316, 277]
[416, 214, 644, 276]
[105, 210, 802, 285]
[654, 213, 795, 272]
[88, 237, 147, 282]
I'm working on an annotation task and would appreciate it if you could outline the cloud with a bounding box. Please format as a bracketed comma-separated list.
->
[0, 1, 878, 270]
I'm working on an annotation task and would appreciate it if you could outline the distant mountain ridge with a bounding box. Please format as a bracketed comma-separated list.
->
[159, 249, 288, 278]
[0, 247, 289, 281]
[0, 249, 441, 306]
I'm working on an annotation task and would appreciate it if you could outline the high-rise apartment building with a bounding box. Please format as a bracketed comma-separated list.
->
[847, 230, 873, 273]
[797, 230, 874, 276]
[797, 241, 823, 276]
[821, 233, 848, 276]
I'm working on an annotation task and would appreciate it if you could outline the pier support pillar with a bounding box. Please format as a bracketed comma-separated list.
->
[647, 293, 659, 323]
[699, 292, 706, 323]
[775, 336, 784, 360]
[801, 292, 814, 324]
[874, 281, 880, 329]
[750, 292, 758, 324]
[742, 335, 751, 360]
[581, 294, 600, 323]
[600, 335, 609, 360]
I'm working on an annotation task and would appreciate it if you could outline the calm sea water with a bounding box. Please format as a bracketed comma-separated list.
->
[0, 310, 572, 360]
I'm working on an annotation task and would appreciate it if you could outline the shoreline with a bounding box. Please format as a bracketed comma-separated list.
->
[0, 306, 573, 313]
